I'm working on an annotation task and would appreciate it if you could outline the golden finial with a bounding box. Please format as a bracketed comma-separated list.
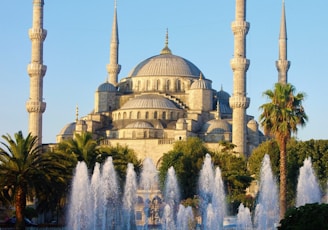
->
[160, 28, 172, 55]
[75, 105, 79, 122]
[199, 72, 203, 80]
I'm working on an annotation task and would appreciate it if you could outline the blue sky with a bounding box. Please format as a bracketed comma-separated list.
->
[1, 0, 327, 143]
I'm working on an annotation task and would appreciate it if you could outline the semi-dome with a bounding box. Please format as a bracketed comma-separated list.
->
[190, 73, 211, 89]
[58, 122, 76, 136]
[121, 94, 178, 109]
[125, 121, 154, 129]
[97, 82, 116, 92]
[127, 51, 203, 78]
[201, 119, 231, 134]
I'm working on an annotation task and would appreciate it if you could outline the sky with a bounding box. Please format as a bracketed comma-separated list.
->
[1, 0, 327, 144]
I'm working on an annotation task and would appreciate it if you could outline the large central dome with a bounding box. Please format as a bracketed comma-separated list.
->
[127, 49, 203, 78]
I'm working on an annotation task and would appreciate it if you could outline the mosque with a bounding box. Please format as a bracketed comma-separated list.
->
[28, 1, 289, 165]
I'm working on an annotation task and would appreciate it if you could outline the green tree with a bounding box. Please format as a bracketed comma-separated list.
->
[259, 83, 308, 218]
[212, 152, 253, 214]
[159, 137, 253, 215]
[98, 144, 142, 186]
[0, 131, 69, 229]
[248, 139, 296, 207]
[278, 203, 328, 230]
[159, 137, 210, 199]
[248, 140, 280, 178]
[56, 132, 99, 169]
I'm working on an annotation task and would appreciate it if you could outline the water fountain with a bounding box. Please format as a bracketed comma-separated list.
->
[236, 203, 252, 230]
[253, 154, 279, 230]
[296, 157, 321, 207]
[68, 154, 284, 229]
[198, 154, 226, 230]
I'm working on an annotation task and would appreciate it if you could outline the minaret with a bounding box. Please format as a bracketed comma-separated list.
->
[26, 0, 47, 146]
[106, 0, 121, 86]
[276, 0, 290, 84]
[229, 0, 250, 156]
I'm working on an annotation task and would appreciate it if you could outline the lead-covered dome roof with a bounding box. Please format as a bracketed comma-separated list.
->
[127, 43, 203, 78]
[121, 94, 178, 110]
[217, 88, 232, 114]
[97, 82, 116, 92]
[190, 73, 211, 89]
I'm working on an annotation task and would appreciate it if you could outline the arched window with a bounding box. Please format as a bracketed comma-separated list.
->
[162, 111, 166, 120]
[123, 112, 127, 119]
[129, 111, 132, 119]
[145, 111, 149, 119]
[137, 111, 141, 119]
[156, 79, 160, 90]
[137, 81, 141, 91]
[146, 80, 150, 91]
[170, 112, 174, 120]
[154, 111, 158, 119]
[166, 80, 170, 91]
[118, 113, 121, 120]
[176, 79, 181, 91]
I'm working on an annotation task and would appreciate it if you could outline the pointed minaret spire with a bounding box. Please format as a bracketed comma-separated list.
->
[26, 0, 47, 146]
[107, 0, 121, 86]
[161, 29, 172, 55]
[276, 0, 290, 84]
[229, 0, 250, 156]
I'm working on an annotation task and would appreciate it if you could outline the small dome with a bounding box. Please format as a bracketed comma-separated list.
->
[217, 89, 232, 114]
[58, 122, 76, 136]
[127, 53, 203, 78]
[125, 121, 154, 129]
[201, 119, 231, 134]
[217, 89, 231, 104]
[177, 118, 186, 123]
[97, 82, 116, 92]
[121, 94, 178, 109]
[247, 119, 258, 130]
[190, 79, 210, 90]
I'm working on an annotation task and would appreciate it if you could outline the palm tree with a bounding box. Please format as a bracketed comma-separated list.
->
[56, 132, 99, 169]
[259, 83, 308, 219]
[0, 131, 70, 229]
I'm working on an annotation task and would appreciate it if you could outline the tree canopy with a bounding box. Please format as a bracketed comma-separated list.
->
[0, 131, 70, 229]
[259, 83, 307, 218]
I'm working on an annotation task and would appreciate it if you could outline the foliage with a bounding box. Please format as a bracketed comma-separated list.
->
[98, 143, 142, 185]
[278, 203, 328, 230]
[259, 83, 307, 218]
[159, 137, 253, 215]
[212, 152, 253, 214]
[159, 137, 210, 199]
[249, 138, 328, 208]
[0, 131, 71, 229]
[56, 132, 99, 169]
[248, 139, 280, 178]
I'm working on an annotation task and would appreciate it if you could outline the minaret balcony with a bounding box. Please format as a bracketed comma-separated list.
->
[29, 28, 47, 41]
[229, 95, 250, 109]
[230, 58, 250, 71]
[26, 100, 46, 113]
[27, 63, 47, 77]
[275, 60, 290, 72]
[231, 21, 250, 36]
